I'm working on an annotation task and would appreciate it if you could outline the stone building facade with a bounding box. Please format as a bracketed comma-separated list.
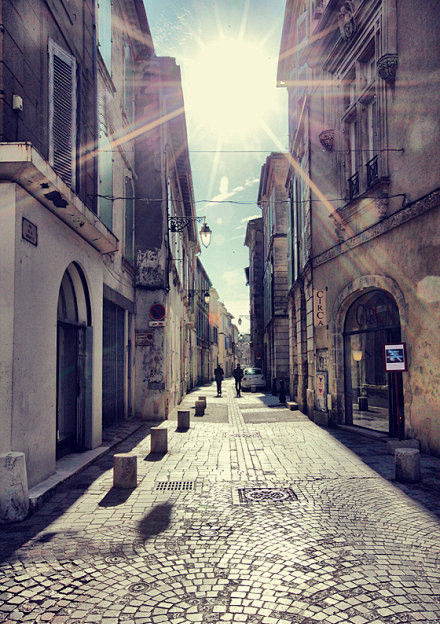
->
[0, 0, 225, 521]
[278, 0, 440, 450]
[257, 153, 290, 392]
[0, 0, 154, 520]
[244, 218, 265, 370]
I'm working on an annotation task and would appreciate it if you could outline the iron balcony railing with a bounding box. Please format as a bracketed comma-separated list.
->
[348, 171, 359, 199]
[366, 154, 379, 187]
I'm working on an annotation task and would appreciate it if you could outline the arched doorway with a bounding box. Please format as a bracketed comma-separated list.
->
[344, 290, 403, 435]
[57, 263, 92, 458]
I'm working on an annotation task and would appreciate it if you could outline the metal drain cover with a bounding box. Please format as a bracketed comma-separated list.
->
[237, 487, 298, 503]
[155, 481, 194, 491]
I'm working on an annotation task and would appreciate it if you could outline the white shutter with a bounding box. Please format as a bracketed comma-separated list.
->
[49, 40, 77, 188]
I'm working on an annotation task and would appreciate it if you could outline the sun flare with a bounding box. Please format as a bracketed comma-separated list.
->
[184, 36, 279, 138]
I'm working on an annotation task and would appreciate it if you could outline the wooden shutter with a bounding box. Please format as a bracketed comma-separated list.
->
[49, 40, 76, 187]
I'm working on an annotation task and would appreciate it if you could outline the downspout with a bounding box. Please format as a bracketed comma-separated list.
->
[92, 1, 99, 215]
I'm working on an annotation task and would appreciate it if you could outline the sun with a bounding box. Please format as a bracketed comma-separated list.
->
[183, 36, 279, 138]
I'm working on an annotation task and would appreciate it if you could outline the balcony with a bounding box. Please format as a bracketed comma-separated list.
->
[366, 155, 379, 188]
[348, 171, 360, 200]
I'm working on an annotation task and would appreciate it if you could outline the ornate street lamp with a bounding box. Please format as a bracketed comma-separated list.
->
[189, 290, 210, 304]
[168, 215, 212, 248]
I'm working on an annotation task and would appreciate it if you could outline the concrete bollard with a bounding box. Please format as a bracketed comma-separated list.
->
[198, 396, 207, 409]
[195, 400, 205, 416]
[0, 452, 29, 523]
[113, 454, 137, 489]
[251, 386, 257, 393]
[395, 448, 421, 483]
[151, 427, 168, 454]
[177, 410, 190, 431]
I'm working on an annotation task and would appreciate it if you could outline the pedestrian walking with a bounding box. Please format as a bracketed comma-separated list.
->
[214, 364, 224, 397]
[233, 364, 243, 397]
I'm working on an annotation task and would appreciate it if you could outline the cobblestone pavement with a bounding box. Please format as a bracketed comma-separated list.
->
[1, 380, 440, 623]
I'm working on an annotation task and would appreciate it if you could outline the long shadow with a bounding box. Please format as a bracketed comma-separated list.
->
[326, 425, 440, 520]
[0, 420, 159, 564]
[137, 503, 172, 541]
[99, 487, 136, 507]
[144, 452, 167, 462]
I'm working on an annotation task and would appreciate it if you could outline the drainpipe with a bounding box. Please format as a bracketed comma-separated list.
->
[92, 1, 99, 215]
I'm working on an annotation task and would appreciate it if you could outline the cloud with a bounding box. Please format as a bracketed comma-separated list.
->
[221, 269, 246, 289]
[204, 177, 259, 209]
[219, 176, 229, 195]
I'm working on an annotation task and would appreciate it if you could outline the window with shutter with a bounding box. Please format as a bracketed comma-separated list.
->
[49, 40, 77, 188]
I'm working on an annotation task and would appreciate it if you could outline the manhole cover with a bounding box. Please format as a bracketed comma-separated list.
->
[104, 554, 127, 564]
[237, 487, 298, 503]
[155, 481, 194, 491]
[229, 432, 261, 438]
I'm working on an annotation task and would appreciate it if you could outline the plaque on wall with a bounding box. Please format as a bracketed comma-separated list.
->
[136, 330, 153, 346]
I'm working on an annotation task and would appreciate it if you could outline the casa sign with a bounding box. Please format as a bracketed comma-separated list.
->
[313, 289, 327, 327]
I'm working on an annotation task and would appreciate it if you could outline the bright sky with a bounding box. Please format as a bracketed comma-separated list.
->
[144, 0, 288, 333]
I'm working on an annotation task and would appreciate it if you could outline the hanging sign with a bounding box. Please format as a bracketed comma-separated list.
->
[313, 289, 327, 327]
[384, 343, 408, 372]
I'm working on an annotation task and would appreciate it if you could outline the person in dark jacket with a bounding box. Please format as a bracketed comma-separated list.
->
[233, 364, 243, 397]
[214, 364, 224, 397]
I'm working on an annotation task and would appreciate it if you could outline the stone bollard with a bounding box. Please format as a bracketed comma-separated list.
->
[113, 454, 137, 489]
[395, 448, 421, 483]
[151, 427, 168, 454]
[195, 400, 205, 416]
[177, 410, 190, 431]
[198, 396, 207, 409]
[0, 452, 29, 523]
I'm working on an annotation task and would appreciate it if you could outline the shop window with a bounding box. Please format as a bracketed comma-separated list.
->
[344, 290, 402, 435]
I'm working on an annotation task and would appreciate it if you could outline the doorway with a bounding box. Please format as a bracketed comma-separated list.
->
[56, 265, 92, 458]
[344, 290, 403, 436]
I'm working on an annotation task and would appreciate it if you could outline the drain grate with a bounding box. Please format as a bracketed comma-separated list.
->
[237, 487, 297, 504]
[155, 481, 194, 491]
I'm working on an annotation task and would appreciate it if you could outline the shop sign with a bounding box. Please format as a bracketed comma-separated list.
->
[313, 289, 327, 327]
[315, 371, 328, 411]
[384, 343, 407, 372]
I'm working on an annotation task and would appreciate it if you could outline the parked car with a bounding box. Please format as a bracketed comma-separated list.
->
[241, 367, 266, 390]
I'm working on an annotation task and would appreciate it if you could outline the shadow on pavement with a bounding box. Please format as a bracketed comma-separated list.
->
[99, 487, 136, 507]
[144, 452, 167, 462]
[0, 422, 155, 564]
[327, 425, 440, 520]
[137, 502, 172, 541]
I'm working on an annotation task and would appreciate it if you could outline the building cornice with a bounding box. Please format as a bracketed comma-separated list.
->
[313, 188, 440, 267]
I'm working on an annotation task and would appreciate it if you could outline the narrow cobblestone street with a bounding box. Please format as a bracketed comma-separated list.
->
[1, 380, 440, 624]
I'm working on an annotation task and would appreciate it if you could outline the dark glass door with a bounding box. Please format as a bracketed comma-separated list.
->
[57, 323, 78, 458]
[344, 290, 403, 435]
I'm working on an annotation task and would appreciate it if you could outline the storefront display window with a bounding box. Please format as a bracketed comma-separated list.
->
[344, 290, 402, 434]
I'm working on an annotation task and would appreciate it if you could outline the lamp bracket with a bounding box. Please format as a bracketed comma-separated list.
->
[168, 215, 205, 232]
